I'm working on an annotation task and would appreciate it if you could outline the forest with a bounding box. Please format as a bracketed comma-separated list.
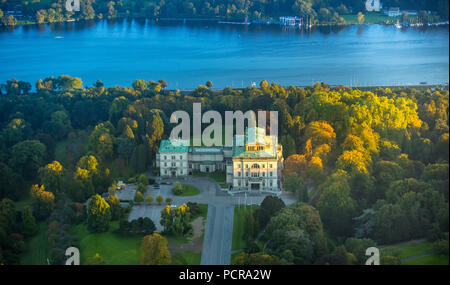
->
[0, 0, 448, 26]
[0, 75, 448, 264]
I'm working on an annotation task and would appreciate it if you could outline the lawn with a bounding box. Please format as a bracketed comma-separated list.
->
[232, 205, 259, 251]
[21, 222, 49, 265]
[382, 240, 434, 260]
[190, 203, 209, 221]
[173, 184, 201, 196]
[192, 171, 206, 177]
[341, 12, 439, 25]
[70, 203, 206, 265]
[342, 12, 390, 24]
[71, 221, 142, 265]
[382, 240, 449, 265]
[209, 171, 226, 183]
[402, 254, 449, 265]
[171, 251, 202, 265]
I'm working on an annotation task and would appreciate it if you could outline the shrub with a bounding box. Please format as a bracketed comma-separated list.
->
[433, 239, 449, 256]
[138, 174, 148, 186]
[137, 182, 146, 194]
[146, 195, 154, 204]
[380, 255, 401, 265]
[166, 197, 173, 204]
[187, 202, 201, 216]
[156, 195, 163, 205]
[134, 191, 144, 202]
[118, 217, 156, 236]
[172, 182, 183, 195]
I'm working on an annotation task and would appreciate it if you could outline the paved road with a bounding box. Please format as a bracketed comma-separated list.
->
[201, 204, 234, 265]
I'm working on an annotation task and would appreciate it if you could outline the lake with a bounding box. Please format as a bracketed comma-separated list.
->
[0, 19, 448, 89]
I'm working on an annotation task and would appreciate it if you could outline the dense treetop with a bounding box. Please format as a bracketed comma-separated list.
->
[0, 74, 448, 264]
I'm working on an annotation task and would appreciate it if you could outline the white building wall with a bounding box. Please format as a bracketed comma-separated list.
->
[159, 152, 188, 177]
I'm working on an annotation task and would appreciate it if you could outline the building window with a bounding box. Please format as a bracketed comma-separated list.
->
[252, 164, 260, 169]
[238, 181, 241, 186]
[270, 181, 273, 186]
[262, 172, 265, 177]
[262, 164, 265, 168]
[180, 155, 183, 159]
[164, 163, 167, 167]
[172, 155, 175, 160]
[270, 172, 273, 177]
[164, 156, 167, 160]
[269, 164, 273, 168]
[172, 163, 176, 167]
[238, 172, 241, 177]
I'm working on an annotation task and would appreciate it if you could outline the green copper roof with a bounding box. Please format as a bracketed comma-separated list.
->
[159, 139, 189, 153]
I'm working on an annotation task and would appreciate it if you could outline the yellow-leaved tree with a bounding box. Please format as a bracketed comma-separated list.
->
[140, 233, 171, 265]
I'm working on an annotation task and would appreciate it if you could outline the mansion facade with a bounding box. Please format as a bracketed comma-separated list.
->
[156, 127, 283, 194]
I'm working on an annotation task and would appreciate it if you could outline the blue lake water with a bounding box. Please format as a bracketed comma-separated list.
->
[0, 19, 448, 89]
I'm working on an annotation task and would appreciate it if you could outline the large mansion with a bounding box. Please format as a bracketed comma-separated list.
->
[156, 127, 283, 194]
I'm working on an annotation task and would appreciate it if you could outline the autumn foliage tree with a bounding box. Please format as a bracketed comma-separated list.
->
[30, 184, 55, 220]
[39, 161, 63, 194]
[140, 233, 171, 265]
[160, 204, 191, 235]
[87, 194, 111, 233]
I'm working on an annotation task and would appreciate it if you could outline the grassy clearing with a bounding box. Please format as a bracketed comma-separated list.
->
[382, 240, 449, 265]
[232, 205, 259, 251]
[71, 221, 142, 265]
[71, 212, 203, 265]
[341, 12, 441, 25]
[190, 203, 209, 221]
[209, 171, 226, 183]
[171, 251, 202, 265]
[192, 171, 206, 177]
[21, 222, 49, 265]
[342, 12, 390, 24]
[382, 240, 434, 260]
[173, 184, 201, 196]
[402, 254, 449, 265]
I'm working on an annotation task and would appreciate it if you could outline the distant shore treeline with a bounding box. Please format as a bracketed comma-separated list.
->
[0, 0, 448, 27]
